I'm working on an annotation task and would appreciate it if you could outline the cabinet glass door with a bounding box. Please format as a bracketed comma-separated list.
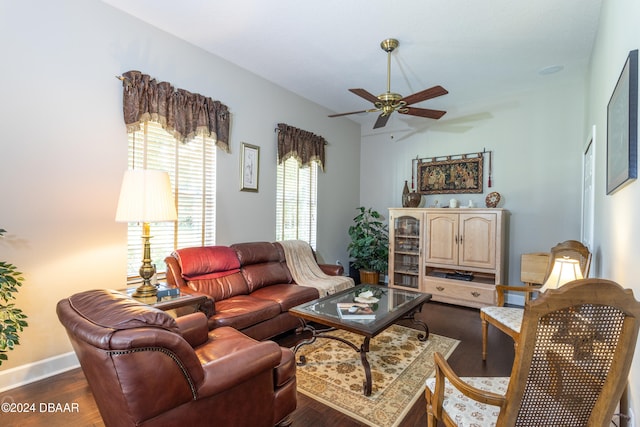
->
[392, 216, 421, 289]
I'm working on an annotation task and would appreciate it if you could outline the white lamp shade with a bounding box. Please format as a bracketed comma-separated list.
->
[115, 170, 178, 223]
[540, 257, 583, 292]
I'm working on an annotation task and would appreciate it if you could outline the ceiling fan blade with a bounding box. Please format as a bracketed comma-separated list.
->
[349, 88, 380, 104]
[401, 85, 448, 106]
[373, 113, 391, 129]
[400, 107, 447, 120]
[328, 110, 369, 118]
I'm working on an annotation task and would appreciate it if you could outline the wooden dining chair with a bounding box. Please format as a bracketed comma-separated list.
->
[427, 278, 640, 426]
[480, 240, 591, 361]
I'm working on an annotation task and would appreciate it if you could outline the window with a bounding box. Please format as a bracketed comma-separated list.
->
[126, 121, 216, 278]
[276, 158, 318, 249]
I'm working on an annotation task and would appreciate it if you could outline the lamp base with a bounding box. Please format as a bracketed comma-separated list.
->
[133, 222, 158, 299]
[132, 283, 158, 298]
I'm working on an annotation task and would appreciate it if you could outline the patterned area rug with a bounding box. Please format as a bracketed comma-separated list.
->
[295, 324, 460, 427]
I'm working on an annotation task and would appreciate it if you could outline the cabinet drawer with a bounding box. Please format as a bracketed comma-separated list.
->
[424, 277, 496, 308]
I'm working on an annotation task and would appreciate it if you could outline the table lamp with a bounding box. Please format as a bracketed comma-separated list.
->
[115, 169, 177, 298]
[539, 256, 583, 292]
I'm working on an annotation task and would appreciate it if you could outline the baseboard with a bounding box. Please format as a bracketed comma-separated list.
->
[0, 352, 79, 393]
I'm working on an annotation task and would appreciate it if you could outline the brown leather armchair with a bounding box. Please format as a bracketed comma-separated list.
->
[56, 289, 296, 427]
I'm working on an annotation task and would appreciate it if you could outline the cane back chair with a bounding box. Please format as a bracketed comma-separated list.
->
[480, 240, 591, 360]
[427, 278, 640, 426]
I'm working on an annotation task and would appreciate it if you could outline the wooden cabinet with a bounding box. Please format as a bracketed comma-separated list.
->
[426, 212, 497, 270]
[388, 209, 424, 291]
[389, 208, 506, 309]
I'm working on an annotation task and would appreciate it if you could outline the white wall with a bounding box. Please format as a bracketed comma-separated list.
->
[360, 75, 587, 291]
[0, 0, 360, 381]
[586, 0, 640, 417]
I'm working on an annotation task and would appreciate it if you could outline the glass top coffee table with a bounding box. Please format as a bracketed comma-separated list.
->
[289, 283, 431, 396]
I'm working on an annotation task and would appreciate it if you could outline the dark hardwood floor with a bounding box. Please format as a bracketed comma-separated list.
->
[0, 301, 514, 427]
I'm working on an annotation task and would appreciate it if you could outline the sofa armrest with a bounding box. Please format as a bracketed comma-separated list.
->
[168, 287, 216, 330]
[318, 263, 344, 276]
[197, 339, 283, 397]
[165, 254, 187, 288]
[274, 347, 296, 387]
[175, 312, 209, 347]
[174, 287, 216, 317]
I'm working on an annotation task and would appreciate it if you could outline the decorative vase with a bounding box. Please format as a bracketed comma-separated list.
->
[406, 191, 422, 207]
[402, 181, 410, 207]
[485, 191, 501, 208]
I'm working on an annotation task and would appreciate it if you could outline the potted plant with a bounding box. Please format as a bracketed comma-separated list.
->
[347, 207, 389, 284]
[0, 229, 28, 365]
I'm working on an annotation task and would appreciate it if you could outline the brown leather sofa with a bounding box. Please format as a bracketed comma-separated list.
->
[57, 289, 296, 427]
[165, 241, 344, 340]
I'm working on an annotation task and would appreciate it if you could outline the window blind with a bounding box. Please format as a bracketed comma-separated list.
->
[126, 121, 216, 278]
[276, 157, 317, 249]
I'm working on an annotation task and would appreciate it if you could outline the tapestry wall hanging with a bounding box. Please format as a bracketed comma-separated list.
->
[417, 153, 483, 195]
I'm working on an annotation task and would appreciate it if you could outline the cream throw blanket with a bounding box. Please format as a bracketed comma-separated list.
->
[280, 240, 354, 297]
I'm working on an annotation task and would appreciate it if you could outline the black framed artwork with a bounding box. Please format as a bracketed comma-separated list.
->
[607, 49, 638, 195]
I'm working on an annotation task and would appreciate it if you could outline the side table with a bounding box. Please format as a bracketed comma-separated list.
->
[123, 284, 212, 318]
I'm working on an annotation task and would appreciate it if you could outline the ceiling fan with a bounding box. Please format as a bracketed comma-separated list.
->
[329, 38, 448, 129]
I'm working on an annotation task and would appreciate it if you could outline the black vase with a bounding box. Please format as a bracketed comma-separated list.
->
[348, 262, 361, 285]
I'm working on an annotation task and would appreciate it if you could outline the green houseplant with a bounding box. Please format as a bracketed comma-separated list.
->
[347, 207, 389, 284]
[0, 229, 28, 365]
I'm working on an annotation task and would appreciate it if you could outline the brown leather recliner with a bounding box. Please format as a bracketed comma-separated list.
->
[56, 289, 296, 427]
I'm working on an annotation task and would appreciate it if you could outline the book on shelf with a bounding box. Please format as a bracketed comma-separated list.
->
[336, 303, 376, 320]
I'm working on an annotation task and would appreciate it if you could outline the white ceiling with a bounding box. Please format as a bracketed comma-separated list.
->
[102, 0, 603, 134]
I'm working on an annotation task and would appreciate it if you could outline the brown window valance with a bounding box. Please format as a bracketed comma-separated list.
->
[276, 123, 326, 171]
[120, 70, 230, 152]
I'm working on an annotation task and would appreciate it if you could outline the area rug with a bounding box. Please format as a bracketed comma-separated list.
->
[295, 324, 460, 427]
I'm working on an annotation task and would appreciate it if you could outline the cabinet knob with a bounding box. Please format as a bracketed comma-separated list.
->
[471, 291, 480, 298]
[436, 286, 445, 291]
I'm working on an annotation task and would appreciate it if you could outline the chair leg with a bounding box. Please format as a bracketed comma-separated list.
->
[481, 316, 488, 361]
[425, 389, 437, 427]
[276, 414, 293, 427]
[427, 408, 437, 427]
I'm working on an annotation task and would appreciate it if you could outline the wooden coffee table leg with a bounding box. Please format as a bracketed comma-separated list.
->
[361, 337, 372, 396]
[292, 322, 347, 366]
[292, 323, 375, 396]
[292, 321, 319, 365]
[403, 302, 430, 341]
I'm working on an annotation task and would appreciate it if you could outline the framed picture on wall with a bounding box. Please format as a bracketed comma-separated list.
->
[417, 154, 483, 195]
[606, 49, 638, 195]
[240, 143, 260, 192]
